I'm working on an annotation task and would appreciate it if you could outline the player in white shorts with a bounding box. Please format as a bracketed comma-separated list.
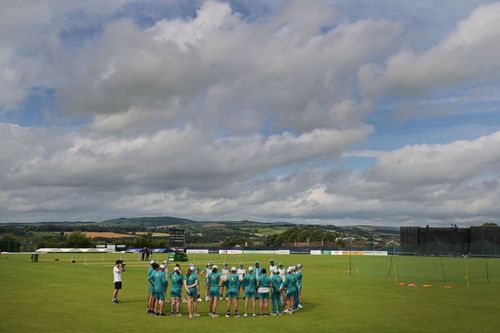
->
[201, 263, 213, 301]
[269, 259, 277, 277]
[237, 262, 246, 294]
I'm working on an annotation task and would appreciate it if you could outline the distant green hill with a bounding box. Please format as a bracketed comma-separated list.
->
[98, 216, 196, 227]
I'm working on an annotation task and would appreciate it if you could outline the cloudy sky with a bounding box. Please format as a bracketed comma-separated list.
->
[1, 0, 500, 225]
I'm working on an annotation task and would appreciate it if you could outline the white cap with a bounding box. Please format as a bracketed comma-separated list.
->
[297, 264, 302, 268]
[174, 267, 180, 272]
[287, 267, 292, 273]
[273, 268, 278, 274]
[190, 266, 196, 271]
[231, 266, 237, 271]
[248, 266, 254, 272]
[150, 260, 156, 264]
[212, 265, 218, 269]
[160, 264, 166, 269]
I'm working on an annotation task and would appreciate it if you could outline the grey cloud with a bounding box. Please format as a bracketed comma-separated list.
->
[2, 126, 500, 224]
[4, 124, 369, 191]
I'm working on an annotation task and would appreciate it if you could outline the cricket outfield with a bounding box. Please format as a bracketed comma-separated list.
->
[1, 253, 499, 333]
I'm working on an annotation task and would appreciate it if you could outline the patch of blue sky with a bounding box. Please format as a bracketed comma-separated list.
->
[0, 87, 54, 126]
[225, 0, 280, 22]
[362, 99, 500, 151]
[325, 0, 497, 51]
[114, 0, 199, 28]
[0, 87, 89, 129]
[59, 21, 103, 48]
[340, 155, 377, 171]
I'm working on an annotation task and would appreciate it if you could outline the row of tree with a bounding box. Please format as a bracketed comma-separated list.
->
[264, 227, 342, 247]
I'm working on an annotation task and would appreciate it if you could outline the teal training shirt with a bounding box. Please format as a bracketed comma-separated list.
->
[291, 274, 298, 288]
[208, 272, 221, 287]
[258, 274, 271, 289]
[244, 273, 257, 292]
[171, 273, 183, 289]
[152, 270, 166, 293]
[284, 274, 296, 292]
[271, 274, 282, 291]
[185, 273, 198, 289]
[296, 271, 303, 285]
[227, 273, 239, 290]
[147, 267, 155, 287]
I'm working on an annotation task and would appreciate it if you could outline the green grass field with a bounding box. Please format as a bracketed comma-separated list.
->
[1, 253, 500, 333]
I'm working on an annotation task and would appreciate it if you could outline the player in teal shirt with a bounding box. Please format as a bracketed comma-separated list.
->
[170, 267, 183, 316]
[243, 266, 257, 317]
[257, 268, 272, 316]
[149, 265, 167, 316]
[270, 268, 283, 315]
[291, 266, 299, 311]
[208, 265, 222, 317]
[283, 267, 297, 314]
[225, 267, 240, 317]
[296, 264, 303, 309]
[184, 267, 199, 318]
[147, 261, 157, 314]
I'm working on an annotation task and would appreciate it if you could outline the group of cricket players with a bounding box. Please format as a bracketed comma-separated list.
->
[147, 259, 303, 318]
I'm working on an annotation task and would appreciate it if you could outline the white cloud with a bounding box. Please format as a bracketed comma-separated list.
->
[359, 2, 500, 99]
[56, 0, 401, 134]
[367, 130, 500, 186]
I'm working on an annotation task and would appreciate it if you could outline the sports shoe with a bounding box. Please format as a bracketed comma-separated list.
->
[235, 314, 239, 317]
[175, 313, 182, 317]
[212, 314, 219, 318]
[298, 304, 303, 309]
[189, 314, 193, 319]
[226, 297, 229, 301]
[225, 314, 230, 318]
[198, 298, 202, 302]
[271, 313, 276, 316]
[194, 313, 200, 317]
[253, 313, 256, 317]
[243, 313, 248, 317]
